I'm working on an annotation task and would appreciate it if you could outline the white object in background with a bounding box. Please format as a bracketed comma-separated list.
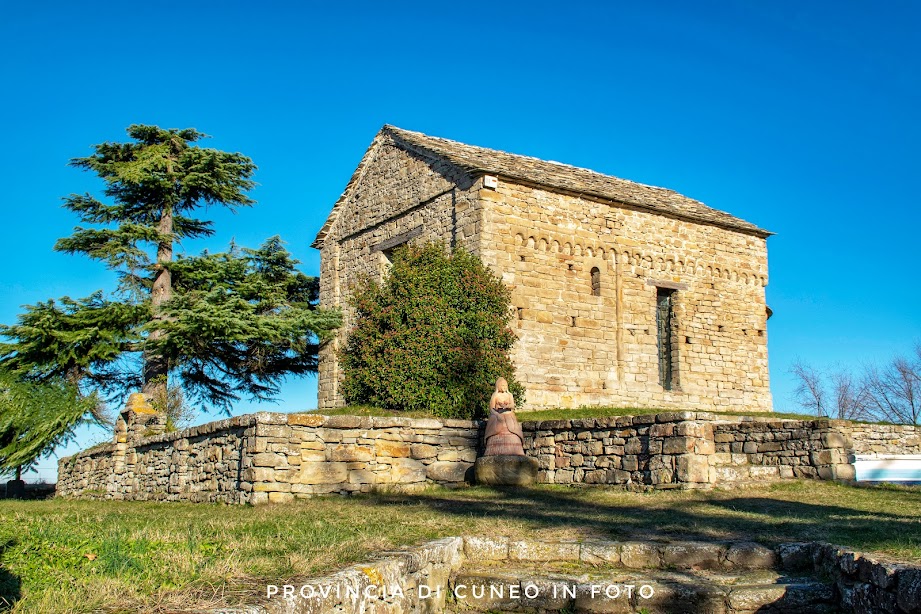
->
[854, 454, 921, 483]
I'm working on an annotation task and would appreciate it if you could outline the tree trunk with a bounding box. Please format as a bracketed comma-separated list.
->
[143, 157, 175, 400]
[15, 465, 21, 481]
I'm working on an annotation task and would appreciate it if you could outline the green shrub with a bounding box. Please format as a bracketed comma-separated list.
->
[340, 242, 523, 419]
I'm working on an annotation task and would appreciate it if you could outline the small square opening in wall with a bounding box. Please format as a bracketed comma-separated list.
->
[520, 255, 526, 262]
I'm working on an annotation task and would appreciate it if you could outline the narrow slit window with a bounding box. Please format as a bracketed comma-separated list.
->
[590, 267, 601, 296]
[656, 287, 677, 390]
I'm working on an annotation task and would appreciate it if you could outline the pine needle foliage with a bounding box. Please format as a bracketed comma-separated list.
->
[341, 243, 523, 419]
[151, 238, 342, 408]
[53, 125, 256, 298]
[0, 370, 99, 476]
[0, 126, 340, 419]
[0, 292, 145, 398]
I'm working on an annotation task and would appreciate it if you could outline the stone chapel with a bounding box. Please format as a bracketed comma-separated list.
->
[313, 126, 773, 412]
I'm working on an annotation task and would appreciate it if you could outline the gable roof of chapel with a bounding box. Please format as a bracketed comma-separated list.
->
[312, 125, 771, 248]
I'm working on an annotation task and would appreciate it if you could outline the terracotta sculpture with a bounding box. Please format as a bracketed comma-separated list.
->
[483, 377, 525, 456]
[475, 377, 539, 485]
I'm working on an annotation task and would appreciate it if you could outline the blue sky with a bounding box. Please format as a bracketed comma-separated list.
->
[2, 1, 919, 481]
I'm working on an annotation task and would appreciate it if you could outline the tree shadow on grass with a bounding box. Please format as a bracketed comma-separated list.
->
[367, 486, 892, 613]
[371, 484, 921, 557]
[0, 538, 21, 612]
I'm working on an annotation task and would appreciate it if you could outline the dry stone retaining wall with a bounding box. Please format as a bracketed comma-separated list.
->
[710, 418, 856, 484]
[247, 414, 478, 503]
[57, 414, 258, 503]
[522, 412, 715, 488]
[779, 541, 921, 613]
[58, 413, 481, 504]
[846, 423, 921, 455]
[58, 442, 120, 498]
[59, 411, 921, 504]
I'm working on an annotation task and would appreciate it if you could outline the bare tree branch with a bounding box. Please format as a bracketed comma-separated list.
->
[863, 351, 921, 425]
[791, 360, 827, 417]
[830, 368, 871, 421]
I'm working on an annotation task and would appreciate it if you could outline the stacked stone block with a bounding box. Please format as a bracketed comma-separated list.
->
[711, 418, 856, 483]
[846, 423, 921, 455]
[522, 412, 715, 488]
[114, 392, 166, 453]
[60, 411, 921, 504]
[245, 414, 479, 504]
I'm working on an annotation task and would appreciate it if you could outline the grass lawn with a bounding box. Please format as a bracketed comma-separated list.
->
[1, 481, 920, 612]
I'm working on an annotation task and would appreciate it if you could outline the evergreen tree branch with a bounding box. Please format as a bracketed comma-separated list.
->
[1, 125, 340, 466]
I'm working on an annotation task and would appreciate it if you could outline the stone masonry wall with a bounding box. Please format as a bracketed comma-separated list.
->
[317, 138, 484, 408]
[57, 442, 119, 498]
[57, 414, 258, 503]
[59, 412, 921, 503]
[478, 180, 771, 411]
[846, 423, 921, 455]
[711, 418, 856, 483]
[522, 412, 715, 488]
[245, 414, 478, 503]
[58, 413, 481, 504]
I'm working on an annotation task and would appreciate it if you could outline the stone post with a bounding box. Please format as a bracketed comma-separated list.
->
[673, 419, 715, 488]
[648, 414, 715, 488]
[110, 393, 166, 497]
[812, 420, 856, 481]
[115, 392, 167, 445]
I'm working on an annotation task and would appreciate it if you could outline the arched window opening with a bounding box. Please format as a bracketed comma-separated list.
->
[590, 267, 601, 296]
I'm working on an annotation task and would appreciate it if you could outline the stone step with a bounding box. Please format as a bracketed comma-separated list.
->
[447, 567, 837, 613]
